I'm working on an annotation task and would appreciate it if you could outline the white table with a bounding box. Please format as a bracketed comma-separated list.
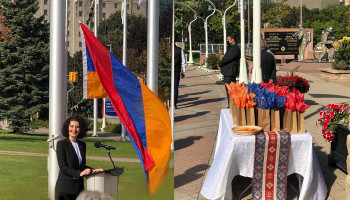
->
[201, 109, 327, 200]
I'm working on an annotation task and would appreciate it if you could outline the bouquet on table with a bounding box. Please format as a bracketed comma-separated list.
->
[226, 80, 310, 134]
[316, 103, 350, 142]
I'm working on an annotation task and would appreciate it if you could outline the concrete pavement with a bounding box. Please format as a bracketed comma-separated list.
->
[174, 64, 350, 200]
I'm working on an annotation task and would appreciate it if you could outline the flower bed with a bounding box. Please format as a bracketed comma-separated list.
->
[277, 75, 310, 94]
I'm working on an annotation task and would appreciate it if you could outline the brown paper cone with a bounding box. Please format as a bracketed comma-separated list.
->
[257, 108, 263, 128]
[238, 108, 247, 126]
[297, 111, 306, 134]
[233, 104, 239, 126]
[280, 107, 285, 129]
[283, 110, 291, 133]
[246, 108, 255, 126]
[258, 108, 270, 131]
[262, 109, 271, 131]
[290, 111, 298, 134]
[271, 109, 281, 131]
[229, 98, 234, 114]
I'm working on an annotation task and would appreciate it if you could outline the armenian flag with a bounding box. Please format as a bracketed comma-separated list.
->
[80, 23, 172, 193]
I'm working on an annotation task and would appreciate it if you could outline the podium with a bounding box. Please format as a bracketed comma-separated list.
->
[86, 168, 124, 199]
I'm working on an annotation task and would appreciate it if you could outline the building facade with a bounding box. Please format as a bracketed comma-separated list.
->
[35, 0, 146, 54]
[284, 0, 342, 9]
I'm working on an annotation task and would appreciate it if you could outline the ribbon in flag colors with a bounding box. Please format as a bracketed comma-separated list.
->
[79, 23, 172, 193]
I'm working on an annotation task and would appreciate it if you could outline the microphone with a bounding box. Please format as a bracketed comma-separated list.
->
[94, 141, 116, 150]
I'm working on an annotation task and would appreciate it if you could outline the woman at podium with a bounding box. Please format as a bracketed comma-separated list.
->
[55, 116, 103, 200]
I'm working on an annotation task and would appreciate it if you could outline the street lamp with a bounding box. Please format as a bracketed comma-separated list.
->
[175, 1, 198, 66]
[223, 0, 237, 54]
[204, 0, 216, 67]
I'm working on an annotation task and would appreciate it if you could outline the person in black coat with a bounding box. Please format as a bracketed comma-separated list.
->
[174, 44, 187, 109]
[217, 35, 241, 107]
[261, 40, 277, 84]
[55, 116, 103, 200]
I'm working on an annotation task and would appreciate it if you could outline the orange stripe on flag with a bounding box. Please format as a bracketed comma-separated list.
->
[87, 71, 108, 99]
[139, 80, 172, 194]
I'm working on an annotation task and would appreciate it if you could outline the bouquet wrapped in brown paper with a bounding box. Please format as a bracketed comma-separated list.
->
[246, 93, 256, 126]
[283, 89, 310, 134]
[296, 92, 310, 134]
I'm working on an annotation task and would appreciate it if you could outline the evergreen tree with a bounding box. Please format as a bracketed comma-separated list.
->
[0, 0, 49, 133]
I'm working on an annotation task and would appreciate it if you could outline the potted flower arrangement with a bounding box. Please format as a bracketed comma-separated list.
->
[277, 75, 310, 94]
[316, 103, 350, 172]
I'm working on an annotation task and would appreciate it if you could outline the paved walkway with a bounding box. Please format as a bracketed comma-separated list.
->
[174, 64, 350, 200]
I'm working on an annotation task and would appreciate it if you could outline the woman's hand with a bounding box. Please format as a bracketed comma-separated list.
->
[80, 168, 91, 176]
[92, 168, 104, 173]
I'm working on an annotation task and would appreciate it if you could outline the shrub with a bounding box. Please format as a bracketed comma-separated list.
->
[33, 120, 49, 129]
[335, 40, 350, 69]
[102, 122, 121, 134]
[206, 54, 221, 70]
[332, 60, 349, 70]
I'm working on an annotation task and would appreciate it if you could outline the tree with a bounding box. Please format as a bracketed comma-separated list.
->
[0, 0, 49, 133]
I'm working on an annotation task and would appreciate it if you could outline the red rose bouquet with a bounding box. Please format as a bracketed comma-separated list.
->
[316, 103, 350, 142]
[277, 75, 310, 94]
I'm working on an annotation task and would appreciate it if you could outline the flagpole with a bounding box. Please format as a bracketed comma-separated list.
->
[171, 1, 175, 151]
[48, 0, 67, 199]
[147, 0, 159, 95]
[93, 0, 101, 137]
[251, 0, 261, 83]
[239, 0, 248, 83]
[121, 0, 128, 141]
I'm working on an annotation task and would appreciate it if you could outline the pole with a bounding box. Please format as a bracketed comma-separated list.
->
[239, 0, 248, 83]
[300, 0, 302, 25]
[48, 0, 67, 199]
[102, 44, 113, 132]
[204, 0, 216, 67]
[248, 0, 251, 44]
[171, 1, 175, 151]
[251, 0, 262, 83]
[147, 0, 159, 95]
[223, 0, 237, 54]
[121, 0, 128, 141]
[92, 0, 101, 137]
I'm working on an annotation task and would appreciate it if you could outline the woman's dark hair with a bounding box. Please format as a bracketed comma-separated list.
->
[61, 115, 88, 139]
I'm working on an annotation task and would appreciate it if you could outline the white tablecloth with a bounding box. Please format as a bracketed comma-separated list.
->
[201, 109, 327, 200]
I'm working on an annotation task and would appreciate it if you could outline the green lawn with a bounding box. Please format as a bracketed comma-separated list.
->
[0, 131, 138, 159]
[0, 155, 174, 200]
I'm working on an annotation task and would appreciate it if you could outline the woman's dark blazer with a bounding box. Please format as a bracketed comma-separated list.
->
[55, 138, 90, 195]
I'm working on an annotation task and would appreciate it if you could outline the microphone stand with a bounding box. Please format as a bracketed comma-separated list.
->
[107, 149, 116, 169]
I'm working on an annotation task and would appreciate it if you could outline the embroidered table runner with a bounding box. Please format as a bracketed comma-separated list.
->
[253, 130, 291, 200]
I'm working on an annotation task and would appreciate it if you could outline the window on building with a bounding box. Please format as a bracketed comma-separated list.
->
[103, 13, 106, 18]
[79, 11, 82, 17]
[44, 20, 47, 24]
[44, 10, 48, 16]
[137, 5, 140, 10]
[91, 22, 94, 28]
[44, 0, 48, 5]
[103, 3, 106, 8]
[67, 21, 70, 26]
[79, 1, 82, 7]
[127, 4, 129, 9]
[78, 31, 80, 37]
[79, 42, 82, 47]
[67, 41, 69, 47]
[67, 31, 69, 36]
[114, 3, 118, 8]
